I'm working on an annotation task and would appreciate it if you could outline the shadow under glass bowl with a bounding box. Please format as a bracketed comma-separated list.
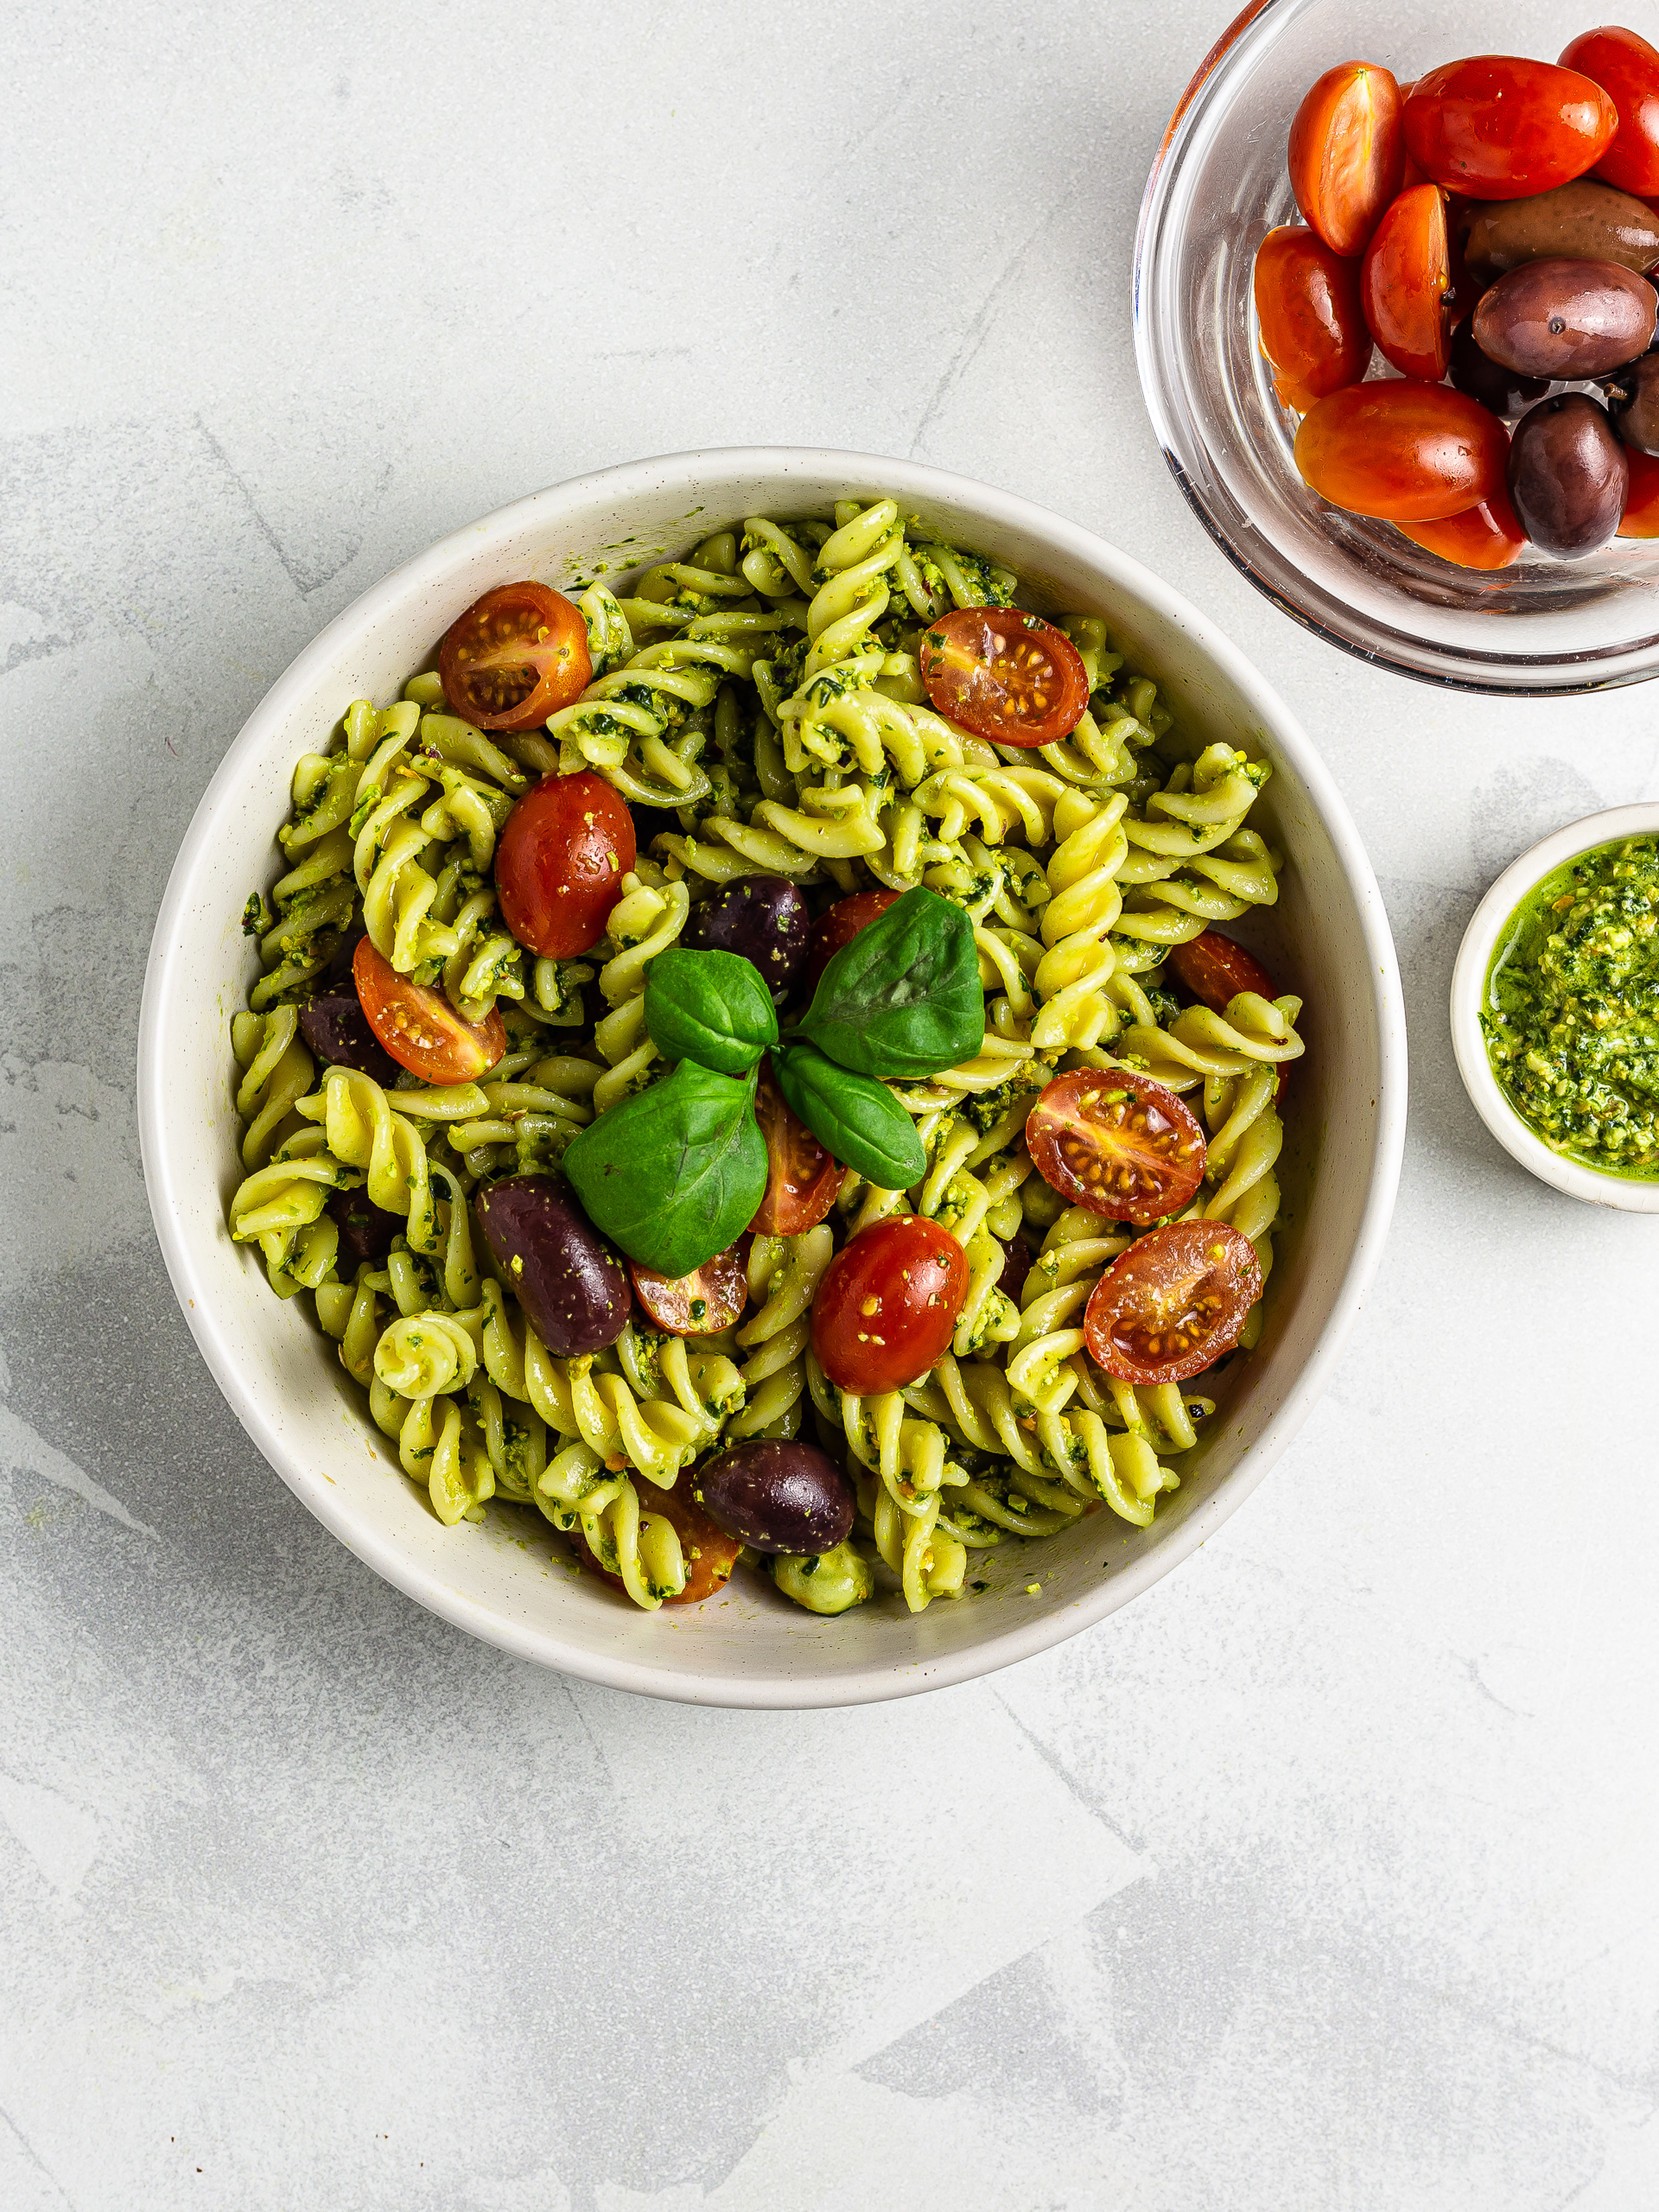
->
[1135, 0, 1659, 696]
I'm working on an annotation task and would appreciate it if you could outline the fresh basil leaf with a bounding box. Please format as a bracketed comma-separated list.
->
[562, 1060, 766, 1277]
[644, 947, 779, 1076]
[798, 887, 982, 1078]
[773, 1043, 926, 1192]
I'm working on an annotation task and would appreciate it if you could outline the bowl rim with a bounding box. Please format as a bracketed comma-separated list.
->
[137, 442, 1409, 1707]
[1450, 801, 1659, 1212]
[1132, 0, 1659, 701]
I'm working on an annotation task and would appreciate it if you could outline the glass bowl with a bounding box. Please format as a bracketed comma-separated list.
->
[1135, 0, 1659, 695]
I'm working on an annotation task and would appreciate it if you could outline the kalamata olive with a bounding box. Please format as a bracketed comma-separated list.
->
[1472, 259, 1657, 379]
[681, 877, 810, 1001]
[997, 1234, 1032, 1304]
[1465, 180, 1659, 277]
[691, 1439, 855, 1555]
[1448, 321, 1549, 417]
[326, 1184, 401, 1268]
[1508, 394, 1630, 559]
[1604, 353, 1659, 456]
[474, 1174, 630, 1355]
[300, 991, 399, 1084]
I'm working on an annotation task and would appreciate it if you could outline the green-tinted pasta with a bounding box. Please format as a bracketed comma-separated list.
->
[226, 495, 1303, 1621]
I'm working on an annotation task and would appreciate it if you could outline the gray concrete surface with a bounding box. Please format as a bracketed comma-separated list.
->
[3, 2, 1657, 2206]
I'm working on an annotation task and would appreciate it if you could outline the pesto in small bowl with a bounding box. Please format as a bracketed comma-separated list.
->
[1480, 836, 1659, 1181]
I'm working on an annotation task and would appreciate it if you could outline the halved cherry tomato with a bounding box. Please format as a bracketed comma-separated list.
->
[1084, 1221, 1262, 1385]
[630, 1239, 749, 1337]
[352, 936, 504, 1082]
[918, 608, 1090, 749]
[1294, 383, 1508, 520]
[803, 888, 901, 996]
[1618, 446, 1659, 537]
[751, 1060, 842, 1236]
[1361, 183, 1453, 380]
[1254, 226, 1372, 412]
[1396, 483, 1529, 569]
[1167, 931, 1277, 1013]
[1403, 57, 1618, 200]
[1562, 28, 1659, 197]
[564, 1475, 741, 1605]
[810, 1216, 968, 1395]
[494, 769, 634, 959]
[1026, 1070, 1206, 1224]
[438, 582, 592, 733]
[1288, 61, 1406, 257]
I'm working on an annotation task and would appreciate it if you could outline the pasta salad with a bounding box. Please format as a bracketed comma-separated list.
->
[228, 496, 1304, 1618]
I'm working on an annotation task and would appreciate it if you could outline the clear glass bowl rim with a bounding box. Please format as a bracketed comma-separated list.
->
[1132, 0, 1659, 698]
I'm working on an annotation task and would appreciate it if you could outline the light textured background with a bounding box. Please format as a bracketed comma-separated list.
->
[3, 2, 1657, 2206]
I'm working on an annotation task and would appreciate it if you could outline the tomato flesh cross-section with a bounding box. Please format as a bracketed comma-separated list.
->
[1026, 1071, 1206, 1223]
[918, 607, 1090, 748]
[1084, 1221, 1263, 1385]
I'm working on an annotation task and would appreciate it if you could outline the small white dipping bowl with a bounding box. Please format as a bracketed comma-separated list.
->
[139, 447, 1407, 1707]
[1452, 803, 1659, 1215]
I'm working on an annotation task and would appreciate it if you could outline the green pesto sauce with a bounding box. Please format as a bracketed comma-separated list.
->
[1481, 835, 1659, 1179]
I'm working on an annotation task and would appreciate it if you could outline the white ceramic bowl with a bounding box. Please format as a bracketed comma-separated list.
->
[1451, 803, 1659, 1212]
[138, 447, 1407, 1707]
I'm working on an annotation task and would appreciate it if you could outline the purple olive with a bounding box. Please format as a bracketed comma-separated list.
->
[1508, 394, 1629, 560]
[997, 1234, 1032, 1304]
[1604, 352, 1659, 456]
[692, 1439, 855, 1555]
[327, 1184, 401, 1268]
[1448, 321, 1548, 418]
[1473, 258, 1657, 380]
[682, 877, 810, 1001]
[300, 991, 399, 1084]
[474, 1175, 630, 1355]
[1465, 180, 1659, 278]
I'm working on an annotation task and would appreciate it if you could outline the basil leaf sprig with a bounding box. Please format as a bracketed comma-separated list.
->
[564, 886, 979, 1279]
[562, 1060, 766, 1278]
[795, 887, 982, 1077]
[645, 947, 778, 1076]
[770, 1042, 926, 1192]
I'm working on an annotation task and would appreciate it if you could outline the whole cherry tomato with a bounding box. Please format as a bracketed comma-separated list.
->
[751, 1060, 842, 1236]
[566, 1475, 741, 1605]
[493, 769, 634, 959]
[438, 582, 592, 732]
[352, 937, 505, 1083]
[1084, 1221, 1262, 1386]
[1395, 484, 1529, 569]
[810, 1216, 968, 1395]
[1294, 383, 1509, 521]
[1288, 61, 1406, 257]
[1254, 227, 1372, 412]
[1026, 1070, 1206, 1224]
[1361, 183, 1453, 380]
[1404, 56, 1618, 200]
[802, 887, 901, 995]
[918, 608, 1090, 748]
[629, 1237, 749, 1337]
[1167, 931, 1277, 1013]
[1561, 27, 1659, 197]
[1618, 445, 1659, 537]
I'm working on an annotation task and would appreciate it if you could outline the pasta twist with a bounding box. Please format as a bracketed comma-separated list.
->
[723, 1228, 834, 1442]
[591, 867, 692, 1111]
[1112, 746, 1281, 969]
[231, 1007, 315, 1170]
